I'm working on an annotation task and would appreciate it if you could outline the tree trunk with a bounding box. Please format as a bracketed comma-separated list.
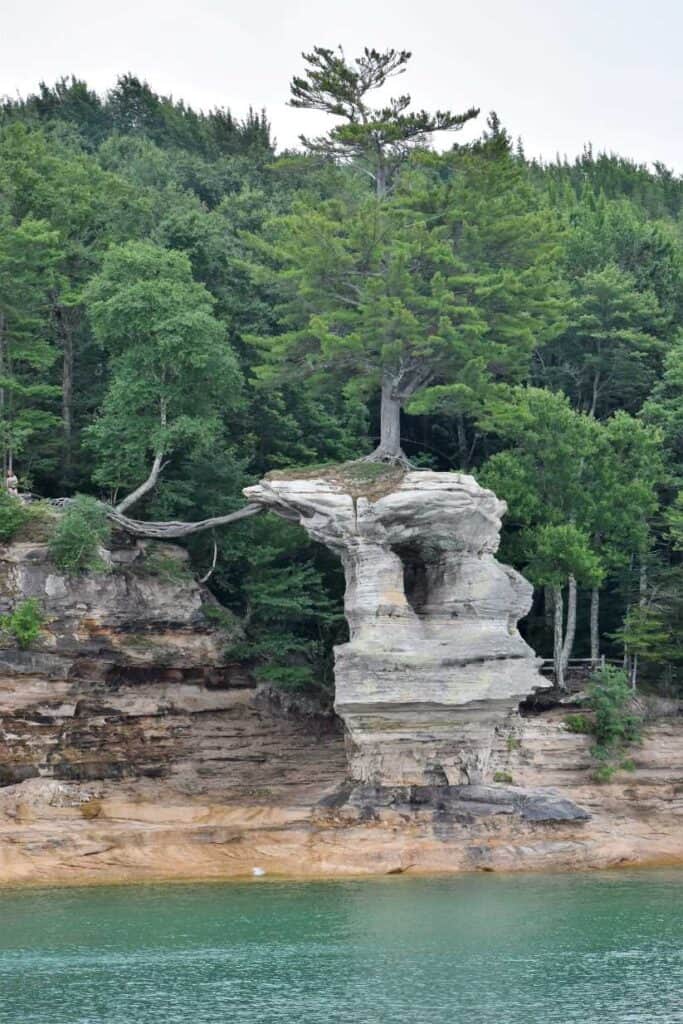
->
[0, 313, 5, 478]
[51, 299, 76, 482]
[544, 586, 554, 629]
[375, 160, 387, 199]
[553, 584, 564, 690]
[115, 399, 167, 513]
[561, 574, 577, 677]
[364, 374, 408, 463]
[590, 586, 600, 663]
[630, 653, 638, 692]
[61, 315, 74, 480]
[456, 413, 469, 469]
[632, 561, 648, 692]
[61, 320, 73, 444]
[379, 376, 401, 454]
[623, 552, 634, 673]
[639, 562, 647, 603]
[589, 371, 600, 417]
[115, 450, 165, 514]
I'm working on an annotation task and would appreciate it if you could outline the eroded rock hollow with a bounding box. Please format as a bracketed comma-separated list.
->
[245, 469, 549, 786]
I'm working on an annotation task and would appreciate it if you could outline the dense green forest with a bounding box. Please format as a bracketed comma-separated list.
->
[0, 49, 681, 695]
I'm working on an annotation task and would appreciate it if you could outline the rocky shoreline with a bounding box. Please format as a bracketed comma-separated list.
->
[1, 689, 681, 887]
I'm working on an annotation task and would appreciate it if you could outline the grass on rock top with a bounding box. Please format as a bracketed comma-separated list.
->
[264, 459, 407, 501]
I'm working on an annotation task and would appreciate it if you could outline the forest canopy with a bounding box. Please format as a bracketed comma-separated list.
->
[0, 55, 681, 694]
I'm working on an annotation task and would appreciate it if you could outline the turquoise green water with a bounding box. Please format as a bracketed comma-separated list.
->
[0, 871, 681, 1024]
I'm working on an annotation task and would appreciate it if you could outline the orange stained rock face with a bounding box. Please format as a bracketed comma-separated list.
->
[0, 704, 681, 887]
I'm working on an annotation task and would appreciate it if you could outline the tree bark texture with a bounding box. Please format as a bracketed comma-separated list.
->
[115, 451, 165, 514]
[106, 502, 263, 538]
[561, 574, 577, 677]
[553, 584, 565, 690]
[115, 399, 167, 514]
[0, 313, 5, 478]
[590, 586, 600, 663]
[364, 374, 408, 463]
[380, 377, 401, 454]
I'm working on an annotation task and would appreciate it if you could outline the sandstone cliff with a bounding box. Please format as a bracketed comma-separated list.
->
[0, 500, 681, 885]
[0, 687, 681, 884]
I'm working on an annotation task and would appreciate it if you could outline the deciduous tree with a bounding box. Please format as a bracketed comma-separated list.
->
[84, 241, 243, 511]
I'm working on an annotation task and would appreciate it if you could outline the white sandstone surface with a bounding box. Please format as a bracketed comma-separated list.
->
[245, 469, 549, 785]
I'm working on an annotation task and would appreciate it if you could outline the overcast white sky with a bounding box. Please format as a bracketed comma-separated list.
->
[2, 0, 682, 169]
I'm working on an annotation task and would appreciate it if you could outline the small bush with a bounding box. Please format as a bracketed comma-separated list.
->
[202, 603, 240, 634]
[592, 763, 616, 784]
[493, 770, 514, 784]
[254, 663, 319, 690]
[0, 598, 44, 648]
[506, 736, 521, 751]
[564, 713, 593, 734]
[0, 491, 29, 542]
[589, 666, 642, 750]
[48, 495, 111, 574]
[585, 666, 643, 782]
[138, 551, 192, 583]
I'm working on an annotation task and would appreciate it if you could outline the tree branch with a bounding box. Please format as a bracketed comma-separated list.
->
[115, 398, 169, 514]
[199, 535, 219, 583]
[115, 450, 166, 514]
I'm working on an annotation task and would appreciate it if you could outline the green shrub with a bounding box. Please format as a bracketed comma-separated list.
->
[0, 598, 44, 648]
[564, 713, 593, 734]
[592, 762, 616, 783]
[0, 491, 29, 542]
[48, 495, 111, 573]
[585, 666, 643, 781]
[493, 770, 514, 784]
[588, 666, 642, 750]
[254, 663, 321, 690]
[137, 550, 192, 582]
[201, 603, 240, 634]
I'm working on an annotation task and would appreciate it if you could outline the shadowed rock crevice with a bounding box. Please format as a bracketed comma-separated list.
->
[393, 544, 430, 615]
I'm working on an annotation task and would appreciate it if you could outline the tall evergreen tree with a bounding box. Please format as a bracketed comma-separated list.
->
[0, 214, 62, 480]
[289, 47, 478, 197]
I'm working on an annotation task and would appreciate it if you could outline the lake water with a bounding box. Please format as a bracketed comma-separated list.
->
[0, 871, 681, 1024]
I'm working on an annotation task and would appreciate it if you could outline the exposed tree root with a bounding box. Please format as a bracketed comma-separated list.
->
[360, 447, 413, 469]
[106, 502, 264, 539]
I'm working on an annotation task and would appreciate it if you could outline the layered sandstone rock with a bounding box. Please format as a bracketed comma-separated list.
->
[245, 467, 549, 785]
[0, 533, 242, 687]
[0, 702, 680, 886]
[0, 530, 334, 793]
[1, 505, 679, 888]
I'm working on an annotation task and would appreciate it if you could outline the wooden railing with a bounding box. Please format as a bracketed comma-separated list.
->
[539, 656, 622, 689]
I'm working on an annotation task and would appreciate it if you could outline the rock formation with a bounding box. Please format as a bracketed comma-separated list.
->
[245, 467, 549, 786]
[0, 532, 242, 689]
[1, 511, 680, 885]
